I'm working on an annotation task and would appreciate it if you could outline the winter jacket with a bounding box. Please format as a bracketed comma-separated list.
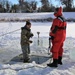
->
[50, 7, 67, 42]
[49, 7, 67, 59]
[21, 26, 33, 46]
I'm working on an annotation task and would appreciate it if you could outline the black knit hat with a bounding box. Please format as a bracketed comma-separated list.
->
[26, 21, 31, 25]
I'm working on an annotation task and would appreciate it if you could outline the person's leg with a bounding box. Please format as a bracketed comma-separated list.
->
[52, 41, 61, 59]
[47, 41, 61, 67]
[58, 43, 64, 65]
[28, 44, 30, 54]
[21, 45, 30, 62]
[58, 43, 63, 57]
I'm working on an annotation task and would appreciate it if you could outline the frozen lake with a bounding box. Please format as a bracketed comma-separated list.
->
[0, 22, 75, 64]
[0, 19, 75, 75]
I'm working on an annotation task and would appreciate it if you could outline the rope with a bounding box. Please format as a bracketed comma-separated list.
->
[0, 28, 21, 37]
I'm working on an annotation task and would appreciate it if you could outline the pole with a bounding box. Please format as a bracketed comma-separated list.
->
[48, 37, 51, 55]
[37, 32, 40, 46]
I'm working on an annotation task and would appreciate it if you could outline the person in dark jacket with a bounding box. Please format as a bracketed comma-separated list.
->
[20, 21, 34, 63]
[47, 7, 67, 67]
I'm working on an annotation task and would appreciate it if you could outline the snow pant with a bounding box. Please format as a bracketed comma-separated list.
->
[21, 44, 30, 61]
[50, 40, 64, 59]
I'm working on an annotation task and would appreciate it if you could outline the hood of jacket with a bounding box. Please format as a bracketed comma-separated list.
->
[54, 7, 62, 17]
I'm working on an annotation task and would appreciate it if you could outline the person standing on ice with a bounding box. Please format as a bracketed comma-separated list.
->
[21, 21, 34, 63]
[47, 7, 67, 67]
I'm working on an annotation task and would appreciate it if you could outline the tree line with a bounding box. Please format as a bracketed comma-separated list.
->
[0, 0, 75, 13]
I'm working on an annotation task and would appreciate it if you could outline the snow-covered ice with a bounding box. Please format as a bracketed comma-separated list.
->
[0, 13, 75, 75]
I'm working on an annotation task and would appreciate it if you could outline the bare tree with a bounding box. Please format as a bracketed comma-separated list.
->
[0, 0, 12, 12]
[18, 0, 37, 12]
[29, 1, 37, 12]
[40, 0, 50, 12]
[60, 0, 73, 11]
[0, 0, 7, 8]
[6, 1, 11, 12]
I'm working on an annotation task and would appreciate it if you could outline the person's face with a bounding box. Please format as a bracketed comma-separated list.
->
[27, 24, 31, 29]
[54, 8, 59, 14]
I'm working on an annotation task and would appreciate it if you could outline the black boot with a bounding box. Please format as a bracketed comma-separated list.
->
[58, 56, 62, 65]
[23, 58, 30, 63]
[47, 59, 58, 67]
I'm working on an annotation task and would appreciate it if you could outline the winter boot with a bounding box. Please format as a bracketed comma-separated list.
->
[23, 58, 30, 63]
[47, 59, 58, 67]
[58, 56, 62, 65]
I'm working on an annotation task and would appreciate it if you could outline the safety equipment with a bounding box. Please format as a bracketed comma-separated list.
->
[49, 7, 67, 59]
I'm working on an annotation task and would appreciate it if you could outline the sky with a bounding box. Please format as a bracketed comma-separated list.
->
[8, 0, 19, 4]
[8, 0, 75, 7]
[8, 0, 60, 7]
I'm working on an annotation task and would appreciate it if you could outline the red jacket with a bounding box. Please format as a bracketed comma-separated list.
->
[50, 7, 67, 42]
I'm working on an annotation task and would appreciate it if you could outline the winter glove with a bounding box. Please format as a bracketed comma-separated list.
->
[49, 36, 54, 40]
[26, 40, 33, 44]
[30, 33, 34, 37]
[51, 36, 54, 40]
[29, 40, 33, 43]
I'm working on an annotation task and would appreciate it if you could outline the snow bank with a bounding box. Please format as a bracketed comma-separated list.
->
[0, 12, 75, 22]
[0, 13, 53, 19]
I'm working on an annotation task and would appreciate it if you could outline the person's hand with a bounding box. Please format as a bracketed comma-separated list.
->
[51, 36, 54, 40]
[29, 40, 33, 43]
[30, 33, 34, 37]
[49, 36, 54, 40]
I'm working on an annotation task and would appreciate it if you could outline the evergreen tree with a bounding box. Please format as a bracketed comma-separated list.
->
[11, 4, 18, 13]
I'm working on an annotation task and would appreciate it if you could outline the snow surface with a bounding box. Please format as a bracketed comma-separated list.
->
[0, 13, 75, 75]
[0, 12, 75, 20]
[0, 13, 54, 20]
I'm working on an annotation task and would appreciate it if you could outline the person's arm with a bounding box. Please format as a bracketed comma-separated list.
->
[49, 19, 59, 39]
[52, 26, 58, 34]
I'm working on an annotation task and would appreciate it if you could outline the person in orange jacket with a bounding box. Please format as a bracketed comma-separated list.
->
[47, 7, 67, 67]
